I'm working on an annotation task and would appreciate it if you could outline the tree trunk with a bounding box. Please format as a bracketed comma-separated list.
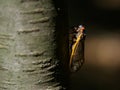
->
[0, 0, 68, 90]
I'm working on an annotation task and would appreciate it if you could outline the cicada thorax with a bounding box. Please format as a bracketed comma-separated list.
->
[69, 25, 85, 72]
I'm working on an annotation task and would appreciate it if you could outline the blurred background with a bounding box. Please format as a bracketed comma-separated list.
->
[68, 0, 120, 90]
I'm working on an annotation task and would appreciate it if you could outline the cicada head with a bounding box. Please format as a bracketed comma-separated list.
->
[69, 25, 86, 72]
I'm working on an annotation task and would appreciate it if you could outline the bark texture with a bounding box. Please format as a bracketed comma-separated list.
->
[0, 0, 64, 90]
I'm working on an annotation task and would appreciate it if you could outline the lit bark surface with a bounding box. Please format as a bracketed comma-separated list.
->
[0, 0, 62, 90]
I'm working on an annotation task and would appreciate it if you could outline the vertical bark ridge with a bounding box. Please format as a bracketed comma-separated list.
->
[0, 0, 62, 90]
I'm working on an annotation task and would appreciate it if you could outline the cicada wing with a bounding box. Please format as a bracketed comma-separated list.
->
[70, 38, 85, 72]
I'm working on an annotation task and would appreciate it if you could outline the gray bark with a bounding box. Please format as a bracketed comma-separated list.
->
[0, 0, 66, 90]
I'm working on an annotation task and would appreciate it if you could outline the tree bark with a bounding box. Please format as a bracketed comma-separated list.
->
[0, 0, 68, 90]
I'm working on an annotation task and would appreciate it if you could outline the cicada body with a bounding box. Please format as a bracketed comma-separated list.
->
[69, 25, 86, 72]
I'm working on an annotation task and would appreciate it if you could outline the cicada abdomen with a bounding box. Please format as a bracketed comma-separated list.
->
[69, 25, 86, 72]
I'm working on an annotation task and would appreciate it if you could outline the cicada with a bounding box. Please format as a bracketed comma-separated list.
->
[69, 25, 86, 72]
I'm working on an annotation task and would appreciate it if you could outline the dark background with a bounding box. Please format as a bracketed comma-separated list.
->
[68, 0, 120, 90]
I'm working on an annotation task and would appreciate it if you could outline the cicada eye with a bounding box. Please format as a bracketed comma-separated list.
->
[79, 25, 83, 28]
[74, 27, 78, 30]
